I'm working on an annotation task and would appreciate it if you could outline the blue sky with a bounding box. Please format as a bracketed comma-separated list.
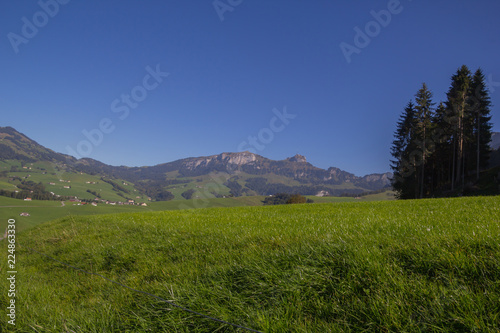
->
[1, 0, 499, 176]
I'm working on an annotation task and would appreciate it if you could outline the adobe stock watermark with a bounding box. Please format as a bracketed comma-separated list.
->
[213, 0, 243, 21]
[6, 219, 17, 326]
[66, 64, 169, 159]
[7, 0, 71, 54]
[339, 0, 412, 64]
[177, 106, 296, 211]
[237, 106, 296, 153]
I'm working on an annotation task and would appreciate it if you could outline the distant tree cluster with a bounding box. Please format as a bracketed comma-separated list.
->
[181, 189, 196, 200]
[131, 182, 174, 201]
[0, 180, 67, 201]
[391, 66, 493, 199]
[224, 178, 244, 197]
[13, 180, 52, 196]
[86, 189, 102, 198]
[154, 191, 174, 201]
[0, 144, 32, 161]
[263, 193, 313, 205]
[131, 179, 183, 201]
[100, 177, 130, 193]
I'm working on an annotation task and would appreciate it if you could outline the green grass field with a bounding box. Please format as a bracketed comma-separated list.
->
[1, 196, 499, 332]
[0, 196, 270, 233]
[0, 197, 151, 232]
[0, 192, 393, 233]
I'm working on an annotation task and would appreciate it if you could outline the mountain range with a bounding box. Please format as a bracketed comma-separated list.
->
[0, 126, 392, 201]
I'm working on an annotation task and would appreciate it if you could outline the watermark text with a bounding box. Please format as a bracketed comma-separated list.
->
[65, 64, 169, 159]
[8, 0, 71, 54]
[213, 0, 243, 21]
[6, 219, 17, 326]
[339, 0, 412, 64]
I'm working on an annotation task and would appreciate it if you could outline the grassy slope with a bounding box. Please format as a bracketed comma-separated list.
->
[1, 196, 499, 332]
[0, 193, 393, 233]
[0, 197, 151, 232]
[0, 196, 269, 233]
[0, 160, 148, 203]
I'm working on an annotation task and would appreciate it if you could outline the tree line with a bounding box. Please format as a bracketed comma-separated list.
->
[0, 180, 70, 201]
[263, 193, 313, 205]
[391, 65, 493, 199]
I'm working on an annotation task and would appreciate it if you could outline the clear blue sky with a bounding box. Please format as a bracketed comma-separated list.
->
[1, 0, 499, 176]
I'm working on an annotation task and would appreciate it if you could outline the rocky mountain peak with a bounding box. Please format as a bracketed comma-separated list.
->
[181, 151, 258, 170]
[287, 154, 307, 163]
[219, 151, 257, 165]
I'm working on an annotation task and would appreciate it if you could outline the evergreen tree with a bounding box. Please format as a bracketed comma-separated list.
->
[414, 83, 435, 198]
[391, 101, 418, 199]
[469, 69, 493, 179]
[431, 102, 454, 190]
[445, 65, 472, 189]
[391, 65, 495, 198]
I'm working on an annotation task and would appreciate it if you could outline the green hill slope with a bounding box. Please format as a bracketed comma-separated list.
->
[2, 196, 499, 332]
[0, 192, 394, 233]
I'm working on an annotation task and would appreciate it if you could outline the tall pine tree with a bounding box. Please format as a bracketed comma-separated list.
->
[391, 101, 418, 199]
[469, 68, 493, 179]
[445, 65, 472, 189]
[414, 83, 435, 198]
[431, 102, 454, 190]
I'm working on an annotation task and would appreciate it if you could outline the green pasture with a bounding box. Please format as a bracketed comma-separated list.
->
[1, 196, 498, 332]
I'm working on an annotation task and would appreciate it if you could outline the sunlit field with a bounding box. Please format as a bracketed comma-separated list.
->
[1, 196, 499, 332]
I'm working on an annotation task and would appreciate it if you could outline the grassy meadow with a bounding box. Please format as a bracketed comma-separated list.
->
[1, 196, 499, 332]
[0, 193, 390, 233]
